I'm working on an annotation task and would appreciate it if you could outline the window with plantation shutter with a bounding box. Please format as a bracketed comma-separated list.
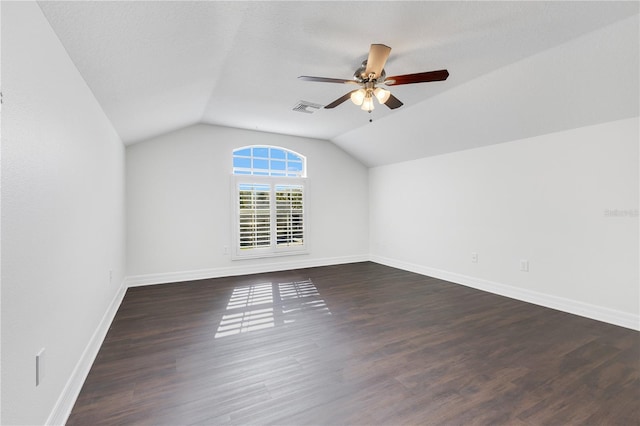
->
[238, 184, 271, 249]
[232, 146, 307, 259]
[276, 185, 304, 248]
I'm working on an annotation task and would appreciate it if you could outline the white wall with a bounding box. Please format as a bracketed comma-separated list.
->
[1, 3, 126, 425]
[126, 124, 369, 284]
[370, 117, 639, 329]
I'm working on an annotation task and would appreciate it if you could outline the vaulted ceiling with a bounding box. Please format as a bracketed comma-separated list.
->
[38, 1, 639, 166]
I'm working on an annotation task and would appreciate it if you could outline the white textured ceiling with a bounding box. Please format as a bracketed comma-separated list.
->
[38, 1, 638, 165]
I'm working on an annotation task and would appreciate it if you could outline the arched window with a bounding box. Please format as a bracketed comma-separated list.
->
[231, 146, 307, 259]
[233, 146, 306, 177]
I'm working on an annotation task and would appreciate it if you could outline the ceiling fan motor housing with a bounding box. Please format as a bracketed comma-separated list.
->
[354, 61, 386, 83]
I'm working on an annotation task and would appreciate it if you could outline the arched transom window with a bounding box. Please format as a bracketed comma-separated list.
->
[233, 146, 306, 177]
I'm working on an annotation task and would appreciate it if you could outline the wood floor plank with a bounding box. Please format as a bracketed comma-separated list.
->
[67, 262, 639, 425]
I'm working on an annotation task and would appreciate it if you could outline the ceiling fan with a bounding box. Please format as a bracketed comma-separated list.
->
[299, 44, 449, 112]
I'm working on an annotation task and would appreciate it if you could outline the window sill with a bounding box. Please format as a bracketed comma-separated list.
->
[231, 248, 309, 261]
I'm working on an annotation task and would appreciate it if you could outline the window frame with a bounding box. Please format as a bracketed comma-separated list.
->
[231, 146, 308, 260]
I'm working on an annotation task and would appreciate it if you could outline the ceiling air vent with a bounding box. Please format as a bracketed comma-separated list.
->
[292, 101, 322, 114]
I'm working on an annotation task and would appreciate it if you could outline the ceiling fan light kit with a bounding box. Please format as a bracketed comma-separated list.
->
[299, 43, 449, 113]
[349, 86, 391, 112]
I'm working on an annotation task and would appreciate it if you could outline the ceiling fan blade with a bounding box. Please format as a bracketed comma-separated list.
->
[364, 44, 391, 79]
[384, 93, 404, 109]
[298, 76, 358, 85]
[324, 91, 356, 109]
[385, 69, 449, 86]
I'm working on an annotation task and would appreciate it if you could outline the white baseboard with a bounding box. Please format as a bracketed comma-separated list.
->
[370, 255, 639, 331]
[124, 254, 370, 287]
[46, 281, 128, 426]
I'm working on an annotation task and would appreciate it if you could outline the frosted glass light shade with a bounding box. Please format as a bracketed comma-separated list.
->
[350, 89, 366, 105]
[374, 87, 391, 104]
[361, 96, 375, 111]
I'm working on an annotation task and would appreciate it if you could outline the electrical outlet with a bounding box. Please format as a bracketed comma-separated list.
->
[223, 246, 229, 255]
[36, 348, 45, 386]
[109, 270, 113, 284]
[471, 252, 478, 263]
[520, 259, 529, 272]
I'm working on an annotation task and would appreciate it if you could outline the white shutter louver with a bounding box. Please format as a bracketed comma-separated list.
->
[238, 183, 271, 249]
[276, 185, 304, 247]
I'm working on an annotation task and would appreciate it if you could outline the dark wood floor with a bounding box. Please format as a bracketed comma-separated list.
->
[68, 262, 639, 425]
